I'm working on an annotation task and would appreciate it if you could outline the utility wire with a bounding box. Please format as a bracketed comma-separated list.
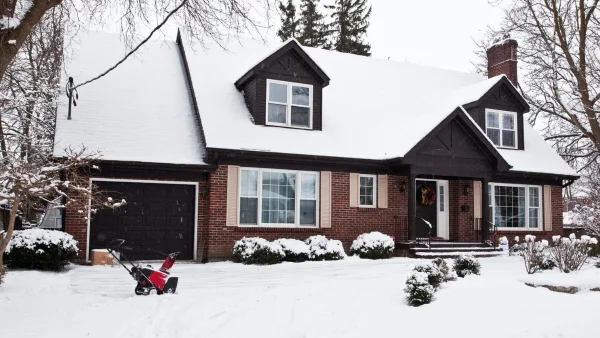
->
[73, 0, 188, 90]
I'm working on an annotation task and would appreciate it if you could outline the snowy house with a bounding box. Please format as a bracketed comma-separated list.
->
[54, 31, 577, 261]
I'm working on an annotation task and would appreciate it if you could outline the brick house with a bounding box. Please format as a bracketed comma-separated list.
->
[54, 32, 577, 261]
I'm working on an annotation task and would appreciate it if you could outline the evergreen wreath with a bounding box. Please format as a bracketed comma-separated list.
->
[418, 186, 436, 206]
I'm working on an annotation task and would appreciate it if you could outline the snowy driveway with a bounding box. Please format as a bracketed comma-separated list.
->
[1, 257, 599, 338]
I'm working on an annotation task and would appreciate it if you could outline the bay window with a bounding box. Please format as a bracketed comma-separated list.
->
[266, 79, 312, 129]
[239, 168, 319, 226]
[486, 109, 517, 148]
[488, 183, 541, 229]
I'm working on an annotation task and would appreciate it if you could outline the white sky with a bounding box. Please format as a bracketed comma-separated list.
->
[366, 0, 506, 73]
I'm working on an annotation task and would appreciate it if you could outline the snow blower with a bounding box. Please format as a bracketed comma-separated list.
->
[107, 239, 180, 295]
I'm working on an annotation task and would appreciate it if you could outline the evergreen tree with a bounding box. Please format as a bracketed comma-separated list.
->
[327, 0, 372, 56]
[277, 0, 299, 41]
[297, 0, 329, 48]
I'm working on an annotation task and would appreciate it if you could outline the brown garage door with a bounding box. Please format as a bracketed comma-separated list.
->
[90, 180, 196, 260]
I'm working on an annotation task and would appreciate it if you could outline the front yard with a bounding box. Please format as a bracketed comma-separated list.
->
[1, 256, 599, 338]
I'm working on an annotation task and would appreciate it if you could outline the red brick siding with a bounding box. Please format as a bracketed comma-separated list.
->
[487, 39, 518, 86]
[451, 180, 477, 242]
[63, 175, 209, 261]
[206, 166, 409, 259]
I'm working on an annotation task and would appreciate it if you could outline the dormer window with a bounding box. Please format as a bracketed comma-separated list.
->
[486, 109, 517, 149]
[267, 79, 313, 129]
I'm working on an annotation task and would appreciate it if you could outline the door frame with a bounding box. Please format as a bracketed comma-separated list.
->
[415, 178, 450, 240]
[87, 178, 199, 261]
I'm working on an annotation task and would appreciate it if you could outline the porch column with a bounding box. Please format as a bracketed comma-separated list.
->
[408, 172, 417, 241]
[481, 177, 490, 243]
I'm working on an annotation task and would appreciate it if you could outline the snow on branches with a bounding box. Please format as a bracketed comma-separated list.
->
[565, 203, 600, 237]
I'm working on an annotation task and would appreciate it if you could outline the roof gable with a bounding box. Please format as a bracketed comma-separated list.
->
[404, 107, 511, 172]
[235, 39, 330, 89]
[463, 76, 529, 112]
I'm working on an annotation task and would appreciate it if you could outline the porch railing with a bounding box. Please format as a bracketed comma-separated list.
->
[473, 217, 498, 246]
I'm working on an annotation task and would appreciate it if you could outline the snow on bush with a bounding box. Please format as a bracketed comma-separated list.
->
[453, 254, 481, 278]
[431, 257, 457, 281]
[305, 235, 346, 261]
[349, 231, 394, 259]
[4, 228, 78, 271]
[404, 271, 435, 307]
[274, 238, 310, 262]
[548, 234, 598, 273]
[514, 235, 555, 274]
[233, 237, 285, 265]
[413, 263, 444, 288]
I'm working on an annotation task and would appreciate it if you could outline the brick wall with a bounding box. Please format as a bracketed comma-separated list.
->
[487, 39, 518, 86]
[451, 180, 477, 242]
[205, 166, 409, 259]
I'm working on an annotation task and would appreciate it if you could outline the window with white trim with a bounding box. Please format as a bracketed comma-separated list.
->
[486, 109, 517, 148]
[266, 80, 312, 128]
[239, 168, 318, 226]
[488, 183, 542, 229]
[359, 174, 376, 207]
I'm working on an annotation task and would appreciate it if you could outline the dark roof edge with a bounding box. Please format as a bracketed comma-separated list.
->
[176, 29, 209, 163]
[463, 75, 530, 112]
[97, 159, 217, 172]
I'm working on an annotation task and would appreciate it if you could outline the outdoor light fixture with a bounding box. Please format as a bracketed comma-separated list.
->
[399, 181, 407, 194]
[201, 186, 210, 198]
[463, 184, 470, 196]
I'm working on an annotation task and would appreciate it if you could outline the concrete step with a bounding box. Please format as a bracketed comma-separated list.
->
[413, 250, 504, 259]
[427, 242, 492, 248]
[412, 247, 501, 253]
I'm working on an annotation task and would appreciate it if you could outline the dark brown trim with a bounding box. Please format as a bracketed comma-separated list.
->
[494, 170, 578, 185]
[234, 40, 330, 89]
[96, 160, 215, 181]
[463, 76, 530, 112]
[403, 107, 511, 172]
[175, 30, 208, 160]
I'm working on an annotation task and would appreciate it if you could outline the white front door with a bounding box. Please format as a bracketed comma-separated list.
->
[437, 180, 449, 240]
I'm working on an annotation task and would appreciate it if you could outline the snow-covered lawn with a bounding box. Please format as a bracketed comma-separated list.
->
[1, 257, 599, 338]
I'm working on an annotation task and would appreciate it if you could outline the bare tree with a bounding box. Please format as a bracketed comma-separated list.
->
[473, 0, 600, 175]
[1, 0, 275, 85]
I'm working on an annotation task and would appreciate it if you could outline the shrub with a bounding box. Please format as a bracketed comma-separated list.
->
[233, 237, 285, 265]
[413, 263, 444, 288]
[453, 254, 481, 277]
[274, 238, 310, 262]
[548, 234, 598, 273]
[305, 235, 346, 261]
[431, 257, 457, 281]
[4, 229, 78, 271]
[404, 271, 435, 306]
[515, 235, 554, 274]
[350, 232, 394, 259]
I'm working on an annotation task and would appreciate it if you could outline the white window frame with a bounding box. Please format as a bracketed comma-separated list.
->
[489, 182, 542, 231]
[265, 79, 313, 129]
[358, 174, 377, 208]
[485, 109, 518, 149]
[238, 167, 319, 228]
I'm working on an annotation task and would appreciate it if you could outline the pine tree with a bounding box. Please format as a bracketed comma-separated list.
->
[327, 0, 372, 56]
[297, 0, 329, 48]
[277, 0, 299, 41]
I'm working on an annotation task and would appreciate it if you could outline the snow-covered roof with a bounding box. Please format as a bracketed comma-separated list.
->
[53, 31, 206, 165]
[183, 38, 576, 176]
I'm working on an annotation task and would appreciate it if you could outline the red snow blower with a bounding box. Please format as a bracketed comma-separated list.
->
[107, 239, 180, 295]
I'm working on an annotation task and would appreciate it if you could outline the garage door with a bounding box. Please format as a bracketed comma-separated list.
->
[89, 180, 196, 260]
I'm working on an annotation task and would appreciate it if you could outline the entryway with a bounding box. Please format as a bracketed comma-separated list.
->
[415, 179, 449, 239]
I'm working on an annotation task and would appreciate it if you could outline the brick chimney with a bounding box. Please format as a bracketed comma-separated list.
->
[0, 0, 17, 18]
[486, 34, 518, 87]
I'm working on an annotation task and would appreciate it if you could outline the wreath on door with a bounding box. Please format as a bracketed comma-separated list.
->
[418, 185, 436, 206]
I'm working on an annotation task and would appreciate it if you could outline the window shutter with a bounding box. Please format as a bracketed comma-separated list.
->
[377, 175, 388, 208]
[349, 173, 359, 207]
[320, 171, 332, 228]
[473, 181, 482, 230]
[226, 166, 240, 226]
[543, 185, 552, 231]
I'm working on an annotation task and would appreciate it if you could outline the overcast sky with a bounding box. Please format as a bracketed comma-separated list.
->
[365, 0, 506, 73]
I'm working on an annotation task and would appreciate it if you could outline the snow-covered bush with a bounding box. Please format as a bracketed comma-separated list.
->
[349, 232, 394, 259]
[305, 235, 346, 261]
[413, 263, 444, 288]
[431, 257, 457, 281]
[453, 254, 481, 277]
[548, 234, 598, 273]
[4, 229, 78, 271]
[516, 235, 554, 274]
[274, 238, 310, 262]
[404, 271, 435, 307]
[233, 237, 285, 265]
